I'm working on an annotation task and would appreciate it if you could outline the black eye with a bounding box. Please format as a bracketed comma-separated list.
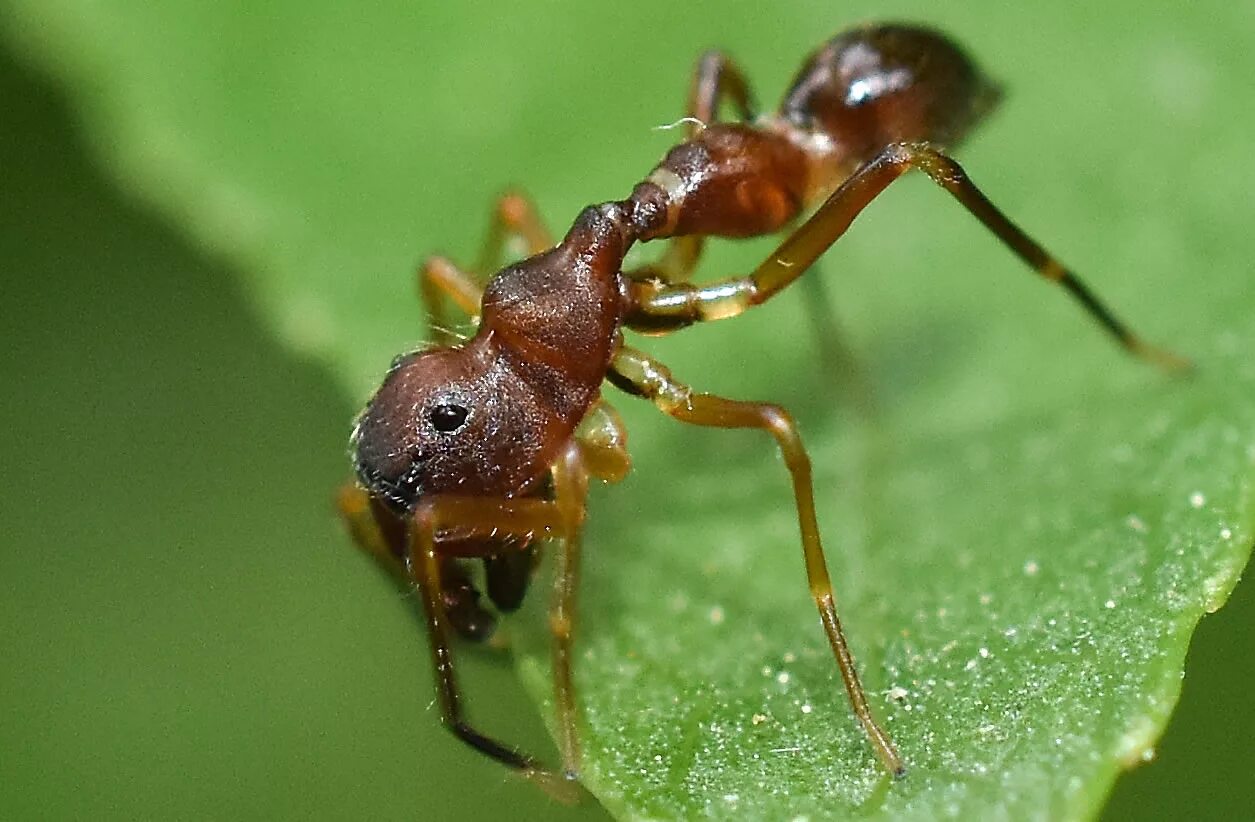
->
[429, 403, 469, 432]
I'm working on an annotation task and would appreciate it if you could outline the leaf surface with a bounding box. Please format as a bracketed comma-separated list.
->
[5, 2, 1251, 819]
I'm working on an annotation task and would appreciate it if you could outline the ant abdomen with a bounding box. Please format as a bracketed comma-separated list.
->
[639, 126, 810, 239]
[781, 24, 1002, 163]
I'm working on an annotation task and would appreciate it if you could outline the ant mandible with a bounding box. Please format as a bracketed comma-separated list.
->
[337, 23, 1187, 797]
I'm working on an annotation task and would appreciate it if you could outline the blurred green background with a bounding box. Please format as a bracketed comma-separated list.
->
[2, 1, 1252, 820]
[0, 44, 593, 822]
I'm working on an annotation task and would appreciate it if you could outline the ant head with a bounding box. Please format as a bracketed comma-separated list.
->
[351, 346, 550, 514]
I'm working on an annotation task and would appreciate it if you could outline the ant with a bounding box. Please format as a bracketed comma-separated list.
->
[337, 23, 1187, 797]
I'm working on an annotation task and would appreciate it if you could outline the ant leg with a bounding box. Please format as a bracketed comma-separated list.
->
[545, 414, 632, 777]
[608, 346, 906, 778]
[474, 190, 555, 275]
[548, 443, 591, 779]
[441, 558, 500, 643]
[630, 51, 757, 284]
[548, 404, 639, 774]
[526, 400, 632, 771]
[689, 49, 755, 130]
[419, 257, 482, 345]
[483, 546, 537, 614]
[336, 483, 406, 579]
[630, 236, 707, 286]
[419, 191, 555, 345]
[574, 399, 631, 483]
[407, 494, 583, 801]
[626, 142, 1188, 371]
[338, 484, 500, 640]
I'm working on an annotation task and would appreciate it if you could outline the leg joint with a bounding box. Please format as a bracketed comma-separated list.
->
[548, 612, 573, 641]
[759, 404, 802, 447]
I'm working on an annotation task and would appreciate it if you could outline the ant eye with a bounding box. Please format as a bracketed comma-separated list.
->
[429, 403, 469, 433]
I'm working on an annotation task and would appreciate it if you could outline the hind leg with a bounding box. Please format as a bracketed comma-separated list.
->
[625, 142, 1188, 371]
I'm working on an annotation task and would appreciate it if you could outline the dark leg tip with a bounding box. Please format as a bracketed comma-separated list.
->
[1133, 340, 1195, 376]
[524, 767, 584, 804]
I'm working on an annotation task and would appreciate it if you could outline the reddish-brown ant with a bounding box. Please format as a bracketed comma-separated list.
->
[337, 23, 1187, 797]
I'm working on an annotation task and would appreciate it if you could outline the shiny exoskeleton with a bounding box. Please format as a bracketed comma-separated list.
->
[338, 23, 1185, 798]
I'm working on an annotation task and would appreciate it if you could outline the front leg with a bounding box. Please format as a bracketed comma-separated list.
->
[406, 492, 583, 800]
[336, 483, 498, 640]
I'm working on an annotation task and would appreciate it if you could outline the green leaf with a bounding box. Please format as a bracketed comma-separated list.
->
[5, 1, 1251, 819]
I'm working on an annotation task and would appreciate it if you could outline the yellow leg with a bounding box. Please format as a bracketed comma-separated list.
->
[625, 142, 1188, 372]
[419, 191, 555, 345]
[609, 346, 906, 777]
